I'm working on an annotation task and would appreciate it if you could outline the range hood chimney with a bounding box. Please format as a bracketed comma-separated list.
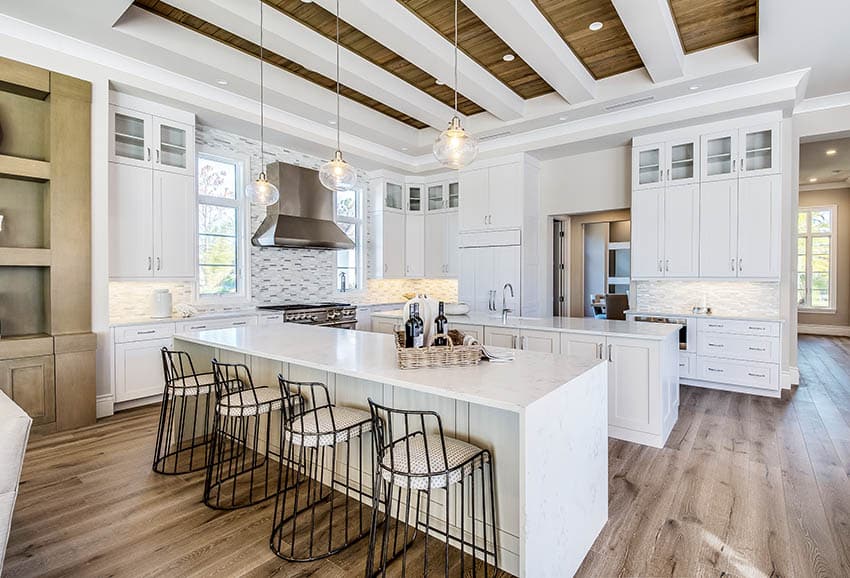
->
[251, 161, 355, 250]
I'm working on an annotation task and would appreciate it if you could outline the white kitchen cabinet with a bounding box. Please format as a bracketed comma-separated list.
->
[736, 174, 781, 278]
[458, 168, 489, 231]
[371, 317, 399, 335]
[405, 213, 425, 278]
[459, 163, 522, 231]
[153, 117, 194, 176]
[739, 123, 780, 177]
[519, 329, 557, 353]
[662, 184, 700, 277]
[699, 179, 738, 277]
[666, 138, 699, 186]
[631, 188, 664, 278]
[444, 212, 459, 277]
[175, 316, 257, 332]
[633, 143, 664, 190]
[372, 210, 406, 278]
[606, 336, 656, 435]
[459, 245, 521, 313]
[109, 163, 194, 279]
[384, 181, 405, 212]
[355, 307, 372, 331]
[258, 312, 284, 325]
[448, 322, 483, 342]
[484, 326, 520, 349]
[114, 337, 172, 402]
[700, 130, 738, 182]
[109, 104, 194, 177]
[406, 184, 423, 213]
[425, 211, 459, 279]
[560, 332, 605, 361]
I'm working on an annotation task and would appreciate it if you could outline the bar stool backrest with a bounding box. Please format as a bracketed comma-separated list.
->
[211, 359, 260, 407]
[161, 348, 201, 386]
[277, 375, 332, 430]
[367, 398, 452, 479]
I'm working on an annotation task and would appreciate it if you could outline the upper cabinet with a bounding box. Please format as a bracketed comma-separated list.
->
[406, 184, 423, 213]
[109, 104, 194, 176]
[459, 162, 523, 231]
[384, 181, 405, 212]
[700, 122, 780, 181]
[632, 138, 699, 190]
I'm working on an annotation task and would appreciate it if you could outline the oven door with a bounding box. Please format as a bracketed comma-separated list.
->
[319, 321, 357, 330]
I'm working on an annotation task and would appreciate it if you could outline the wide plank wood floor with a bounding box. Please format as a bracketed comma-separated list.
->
[6, 335, 850, 577]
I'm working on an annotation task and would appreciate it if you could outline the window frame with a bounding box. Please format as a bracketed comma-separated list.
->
[797, 204, 837, 313]
[194, 150, 251, 304]
[335, 187, 363, 293]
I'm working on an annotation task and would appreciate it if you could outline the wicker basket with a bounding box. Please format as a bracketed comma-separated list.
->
[395, 331, 482, 369]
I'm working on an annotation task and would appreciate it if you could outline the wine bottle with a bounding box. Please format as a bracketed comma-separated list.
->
[412, 303, 425, 348]
[433, 301, 448, 346]
[405, 305, 418, 348]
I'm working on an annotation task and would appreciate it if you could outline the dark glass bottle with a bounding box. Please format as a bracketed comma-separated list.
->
[412, 303, 424, 348]
[405, 303, 424, 348]
[433, 301, 448, 346]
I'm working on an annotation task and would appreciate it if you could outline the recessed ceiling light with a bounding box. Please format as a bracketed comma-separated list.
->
[826, 149, 837, 156]
[401, 147, 409, 151]
[809, 177, 818, 183]
[558, 116, 567, 121]
[689, 85, 700, 90]
[502, 54, 515, 62]
[329, 120, 337, 125]
[589, 21, 603, 31]
[216, 80, 228, 85]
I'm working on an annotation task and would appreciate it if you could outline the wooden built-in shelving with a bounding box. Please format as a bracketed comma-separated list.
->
[0, 247, 51, 267]
[0, 334, 53, 360]
[0, 154, 51, 181]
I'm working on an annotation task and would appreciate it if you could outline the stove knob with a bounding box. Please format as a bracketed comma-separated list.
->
[311, 315, 318, 322]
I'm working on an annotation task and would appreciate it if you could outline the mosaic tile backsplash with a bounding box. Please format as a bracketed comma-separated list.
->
[633, 280, 781, 317]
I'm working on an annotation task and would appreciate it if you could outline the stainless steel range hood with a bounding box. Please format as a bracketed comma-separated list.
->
[251, 161, 355, 250]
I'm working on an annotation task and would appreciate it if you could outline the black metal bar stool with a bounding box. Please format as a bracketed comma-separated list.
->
[204, 359, 301, 510]
[365, 399, 498, 578]
[153, 348, 215, 474]
[270, 375, 376, 562]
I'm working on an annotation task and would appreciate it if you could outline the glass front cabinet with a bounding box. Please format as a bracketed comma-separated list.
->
[109, 105, 195, 176]
[406, 184, 423, 213]
[632, 143, 664, 190]
[701, 123, 780, 181]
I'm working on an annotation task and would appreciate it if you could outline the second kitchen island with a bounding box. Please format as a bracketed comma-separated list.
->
[175, 323, 609, 578]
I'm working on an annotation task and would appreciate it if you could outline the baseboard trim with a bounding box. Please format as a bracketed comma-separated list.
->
[798, 323, 850, 337]
[96, 394, 114, 419]
[789, 366, 800, 386]
[114, 395, 161, 413]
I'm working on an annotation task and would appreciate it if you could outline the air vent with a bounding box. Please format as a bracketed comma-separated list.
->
[479, 131, 512, 142]
[603, 96, 655, 112]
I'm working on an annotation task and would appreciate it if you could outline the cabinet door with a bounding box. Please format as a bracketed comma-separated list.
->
[424, 213, 447, 278]
[483, 326, 520, 349]
[406, 184, 423, 213]
[385, 182, 404, 212]
[382, 211, 406, 277]
[667, 139, 698, 186]
[560, 332, 603, 361]
[154, 118, 193, 176]
[701, 130, 738, 182]
[631, 187, 664, 278]
[447, 181, 459, 210]
[737, 174, 781, 278]
[109, 105, 152, 169]
[633, 143, 665, 190]
[458, 247, 479, 310]
[488, 163, 523, 229]
[449, 322, 482, 342]
[740, 123, 780, 177]
[663, 184, 700, 277]
[114, 338, 172, 402]
[475, 247, 496, 313]
[371, 317, 399, 335]
[427, 183, 446, 212]
[607, 336, 656, 433]
[155, 171, 195, 278]
[459, 168, 488, 231]
[699, 179, 738, 277]
[492, 245, 521, 314]
[0, 355, 55, 426]
[444, 211, 459, 277]
[405, 213, 425, 278]
[109, 163, 154, 278]
[520, 329, 557, 353]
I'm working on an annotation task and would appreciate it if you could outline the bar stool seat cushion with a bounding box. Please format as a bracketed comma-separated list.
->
[381, 434, 487, 490]
[287, 406, 371, 447]
[216, 386, 287, 417]
[169, 373, 216, 397]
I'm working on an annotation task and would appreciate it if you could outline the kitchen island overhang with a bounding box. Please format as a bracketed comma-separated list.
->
[174, 323, 609, 577]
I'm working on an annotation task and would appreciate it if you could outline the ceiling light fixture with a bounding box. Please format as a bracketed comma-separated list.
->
[245, 1, 279, 206]
[434, 0, 478, 170]
[319, 0, 357, 192]
[809, 177, 818, 183]
[826, 149, 837, 156]
[559, 116, 567, 121]
[589, 21, 603, 31]
[502, 54, 515, 62]
[216, 79, 228, 86]
[689, 85, 700, 90]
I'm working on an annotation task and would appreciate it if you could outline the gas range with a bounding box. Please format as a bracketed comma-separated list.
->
[257, 302, 358, 328]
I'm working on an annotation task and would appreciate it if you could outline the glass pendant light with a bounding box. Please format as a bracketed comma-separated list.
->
[319, 0, 357, 192]
[245, 1, 280, 205]
[433, 0, 478, 169]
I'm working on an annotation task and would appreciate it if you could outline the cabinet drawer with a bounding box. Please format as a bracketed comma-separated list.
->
[698, 333, 780, 363]
[697, 357, 779, 390]
[115, 323, 175, 343]
[697, 318, 780, 337]
[175, 316, 257, 333]
[679, 352, 695, 378]
[258, 313, 284, 325]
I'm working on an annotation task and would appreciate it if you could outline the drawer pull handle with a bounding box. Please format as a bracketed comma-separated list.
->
[190, 326, 206, 330]
[137, 330, 156, 335]
[748, 326, 766, 331]
[748, 372, 766, 378]
[232, 322, 247, 326]
[708, 343, 724, 347]
[708, 323, 723, 328]
[748, 347, 766, 352]
[707, 367, 724, 373]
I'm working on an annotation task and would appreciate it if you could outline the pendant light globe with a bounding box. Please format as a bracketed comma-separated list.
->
[320, 150, 357, 192]
[246, 171, 280, 205]
[434, 115, 478, 169]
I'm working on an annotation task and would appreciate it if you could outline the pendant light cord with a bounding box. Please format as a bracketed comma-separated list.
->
[259, 0, 265, 176]
[336, 0, 341, 152]
[453, 0, 458, 115]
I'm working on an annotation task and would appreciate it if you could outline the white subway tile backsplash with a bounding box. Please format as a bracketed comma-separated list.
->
[634, 280, 780, 317]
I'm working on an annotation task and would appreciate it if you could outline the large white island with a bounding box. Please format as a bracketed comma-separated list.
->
[175, 323, 609, 577]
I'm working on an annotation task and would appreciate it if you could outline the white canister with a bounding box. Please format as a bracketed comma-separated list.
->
[150, 289, 173, 319]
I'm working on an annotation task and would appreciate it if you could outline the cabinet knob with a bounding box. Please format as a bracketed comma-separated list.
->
[147, 256, 152, 271]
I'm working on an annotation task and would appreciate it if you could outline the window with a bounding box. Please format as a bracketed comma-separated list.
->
[197, 154, 247, 299]
[336, 188, 361, 291]
[797, 206, 836, 310]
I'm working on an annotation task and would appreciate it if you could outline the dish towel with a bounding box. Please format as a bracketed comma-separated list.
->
[463, 335, 515, 363]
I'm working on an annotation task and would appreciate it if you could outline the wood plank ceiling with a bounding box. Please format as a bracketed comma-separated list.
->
[397, 0, 554, 99]
[133, 0, 430, 128]
[669, 0, 758, 53]
[531, 0, 643, 79]
[265, 0, 484, 116]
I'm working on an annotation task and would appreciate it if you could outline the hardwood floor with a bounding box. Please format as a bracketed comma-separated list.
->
[6, 335, 850, 577]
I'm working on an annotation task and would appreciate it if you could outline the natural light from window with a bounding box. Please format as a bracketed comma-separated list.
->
[198, 155, 241, 296]
[797, 206, 835, 310]
[336, 188, 360, 291]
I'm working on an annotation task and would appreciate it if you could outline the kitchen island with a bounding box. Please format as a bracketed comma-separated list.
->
[175, 323, 608, 578]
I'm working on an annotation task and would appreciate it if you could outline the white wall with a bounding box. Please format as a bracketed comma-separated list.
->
[540, 146, 631, 217]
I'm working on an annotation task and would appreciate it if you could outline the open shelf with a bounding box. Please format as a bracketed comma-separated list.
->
[0, 333, 53, 360]
[0, 154, 50, 181]
[0, 248, 51, 266]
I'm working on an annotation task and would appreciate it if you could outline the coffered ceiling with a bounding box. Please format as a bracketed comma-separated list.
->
[670, 0, 758, 53]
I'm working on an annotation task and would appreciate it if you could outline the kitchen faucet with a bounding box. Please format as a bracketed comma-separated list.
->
[501, 283, 514, 324]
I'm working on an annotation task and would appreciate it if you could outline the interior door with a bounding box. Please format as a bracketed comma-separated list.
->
[737, 174, 781, 278]
[109, 163, 154, 278]
[424, 213, 446, 278]
[458, 168, 488, 231]
[699, 179, 738, 277]
[154, 117, 193, 175]
[662, 184, 700, 277]
[109, 106, 152, 169]
[630, 187, 664, 278]
[155, 171, 195, 278]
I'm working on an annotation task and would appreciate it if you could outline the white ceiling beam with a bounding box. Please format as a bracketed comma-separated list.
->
[611, 0, 684, 83]
[311, 0, 525, 122]
[463, 0, 596, 104]
[169, 0, 454, 130]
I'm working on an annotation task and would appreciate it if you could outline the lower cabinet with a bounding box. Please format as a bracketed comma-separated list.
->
[560, 332, 604, 361]
[483, 326, 519, 349]
[0, 355, 56, 426]
[371, 317, 399, 335]
[114, 337, 172, 402]
[519, 329, 557, 353]
[448, 322, 483, 342]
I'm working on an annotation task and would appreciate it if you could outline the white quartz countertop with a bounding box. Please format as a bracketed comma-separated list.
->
[371, 310, 681, 340]
[624, 310, 785, 322]
[174, 323, 605, 413]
